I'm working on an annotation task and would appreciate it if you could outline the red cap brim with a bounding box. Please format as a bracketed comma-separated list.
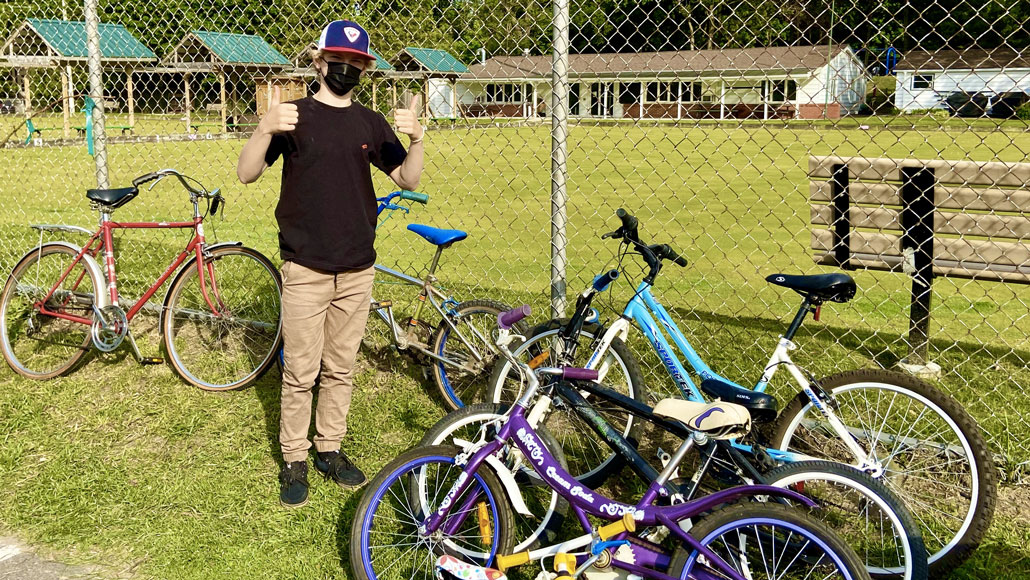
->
[321, 47, 375, 61]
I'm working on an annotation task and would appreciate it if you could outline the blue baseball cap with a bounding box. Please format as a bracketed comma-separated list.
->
[317, 20, 375, 61]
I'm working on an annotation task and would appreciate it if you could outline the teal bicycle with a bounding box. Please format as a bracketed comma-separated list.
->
[487, 209, 996, 576]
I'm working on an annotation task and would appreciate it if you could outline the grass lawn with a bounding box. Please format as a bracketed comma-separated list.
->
[0, 122, 1027, 578]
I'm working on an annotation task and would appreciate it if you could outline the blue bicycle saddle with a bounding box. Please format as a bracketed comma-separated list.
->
[407, 224, 468, 246]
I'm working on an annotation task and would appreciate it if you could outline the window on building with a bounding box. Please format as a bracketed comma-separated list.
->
[646, 81, 697, 102]
[765, 79, 798, 101]
[912, 74, 934, 90]
[619, 82, 641, 105]
[569, 83, 580, 115]
[485, 83, 527, 104]
[684, 82, 702, 102]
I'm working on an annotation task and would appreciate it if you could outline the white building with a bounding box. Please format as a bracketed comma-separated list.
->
[458, 45, 866, 120]
[895, 48, 1030, 111]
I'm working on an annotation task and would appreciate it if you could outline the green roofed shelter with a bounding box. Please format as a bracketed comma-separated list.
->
[159, 30, 292, 132]
[395, 47, 469, 76]
[1, 18, 156, 66]
[392, 47, 469, 121]
[0, 19, 157, 138]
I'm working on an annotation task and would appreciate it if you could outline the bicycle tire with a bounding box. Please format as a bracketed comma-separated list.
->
[419, 402, 570, 551]
[350, 444, 516, 580]
[769, 369, 996, 577]
[0, 243, 100, 379]
[161, 245, 282, 391]
[669, 502, 871, 580]
[762, 460, 928, 580]
[430, 298, 525, 410]
[487, 319, 647, 489]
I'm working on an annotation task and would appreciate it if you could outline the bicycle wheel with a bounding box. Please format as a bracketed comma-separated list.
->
[763, 460, 928, 580]
[161, 245, 282, 390]
[669, 503, 871, 580]
[487, 320, 646, 488]
[420, 403, 569, 551]
[0, 243, 99, 379]
[430, 299, 525, 410]
[350, 444, 515, 580]
[769, 369, 996, 576]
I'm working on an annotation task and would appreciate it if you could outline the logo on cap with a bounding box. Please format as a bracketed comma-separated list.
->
[344, 27, 361, 43]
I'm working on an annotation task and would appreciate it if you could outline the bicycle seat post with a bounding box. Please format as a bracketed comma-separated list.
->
[425, 244, 448, 280]
[782, 296, 815, 342]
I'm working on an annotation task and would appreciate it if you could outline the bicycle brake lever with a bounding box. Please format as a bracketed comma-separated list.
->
[146, 174, 168, 191]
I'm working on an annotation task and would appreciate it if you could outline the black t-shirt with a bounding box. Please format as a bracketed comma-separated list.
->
[264, 97, 407, 271]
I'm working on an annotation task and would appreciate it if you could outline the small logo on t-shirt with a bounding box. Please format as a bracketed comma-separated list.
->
[344, 27, 361, 43]
[361, 143, 368, 150]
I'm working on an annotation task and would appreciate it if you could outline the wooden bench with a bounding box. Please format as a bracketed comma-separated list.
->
[808, 155, 1030, 370]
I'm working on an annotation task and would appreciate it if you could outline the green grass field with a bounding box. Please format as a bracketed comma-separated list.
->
[0, 122, 1028, 579]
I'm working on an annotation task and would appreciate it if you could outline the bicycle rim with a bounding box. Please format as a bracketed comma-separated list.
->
[433, 302, 506, 409]
[775, 381, 980, 567]
[163, 248, 282, 390]
[356, 450, 509, 580]
[764, 461, 926, 580]
[0, 245, 95, 378]
[677, 504, 867, 580]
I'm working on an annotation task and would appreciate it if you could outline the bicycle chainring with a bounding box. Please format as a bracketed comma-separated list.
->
[91, 304, 128, 352]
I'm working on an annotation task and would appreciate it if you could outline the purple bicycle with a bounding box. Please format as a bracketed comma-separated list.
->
[349, 306, 870, 580]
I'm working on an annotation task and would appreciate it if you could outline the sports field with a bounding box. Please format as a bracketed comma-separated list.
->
[0, 122, 1027, 579]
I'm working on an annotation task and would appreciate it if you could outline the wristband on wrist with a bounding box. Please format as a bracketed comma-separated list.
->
[410, 133, 424, 144]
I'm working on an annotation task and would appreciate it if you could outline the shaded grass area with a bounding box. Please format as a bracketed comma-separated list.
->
[0, 122, 1028, 578]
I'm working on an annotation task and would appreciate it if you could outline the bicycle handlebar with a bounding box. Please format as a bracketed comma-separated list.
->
[400, 190, 429, 204]
[592, 269, 620, 292]
[603, 209, 688, 278]
[131, 169, 215, 198]
[498, 305, 531, 329]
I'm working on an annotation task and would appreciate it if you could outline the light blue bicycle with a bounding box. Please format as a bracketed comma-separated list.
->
[487, 208, 996, 577]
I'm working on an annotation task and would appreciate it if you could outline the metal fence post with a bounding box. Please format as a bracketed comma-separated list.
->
[83, 0, 109, 189]
[550, 0, 570, 318]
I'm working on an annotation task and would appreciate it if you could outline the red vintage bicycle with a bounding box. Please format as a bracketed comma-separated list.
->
[0, 169, 282, 390]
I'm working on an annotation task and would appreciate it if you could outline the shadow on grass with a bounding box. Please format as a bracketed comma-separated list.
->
[651, 301, 1030, 373]
[336, 482, 365, 575]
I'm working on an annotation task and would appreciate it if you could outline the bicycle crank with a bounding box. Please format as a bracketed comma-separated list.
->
[91, 304, 128, 352]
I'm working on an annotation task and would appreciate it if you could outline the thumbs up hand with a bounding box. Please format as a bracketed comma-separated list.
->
[394, 94, 424, 141]
[259, 86, 298, 135]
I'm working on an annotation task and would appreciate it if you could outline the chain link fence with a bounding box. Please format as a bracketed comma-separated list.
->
[0, 0, 1027, 479]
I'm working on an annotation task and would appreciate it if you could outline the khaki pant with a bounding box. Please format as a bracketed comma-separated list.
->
[280, 261, 375, 462]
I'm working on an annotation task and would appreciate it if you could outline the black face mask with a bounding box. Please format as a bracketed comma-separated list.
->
[322, 61, 362, 96]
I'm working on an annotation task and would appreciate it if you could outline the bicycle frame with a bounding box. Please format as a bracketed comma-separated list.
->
[370, 191, 497, 373]
[37, 210, 221, 327]
[586, 281, 873, 468]
[421, 400, 816, 580]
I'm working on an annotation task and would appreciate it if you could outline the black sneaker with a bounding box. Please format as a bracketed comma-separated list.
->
[279, 461, 309, 508]
[314, 450, 367, 488]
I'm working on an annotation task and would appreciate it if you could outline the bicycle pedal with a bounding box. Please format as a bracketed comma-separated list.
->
[139, 357, 164, 365]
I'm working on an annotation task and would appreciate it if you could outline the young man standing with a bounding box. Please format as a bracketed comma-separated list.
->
[236, 20, 424, 507]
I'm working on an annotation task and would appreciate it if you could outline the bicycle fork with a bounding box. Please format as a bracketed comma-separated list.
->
[762, 337, 878, 472]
